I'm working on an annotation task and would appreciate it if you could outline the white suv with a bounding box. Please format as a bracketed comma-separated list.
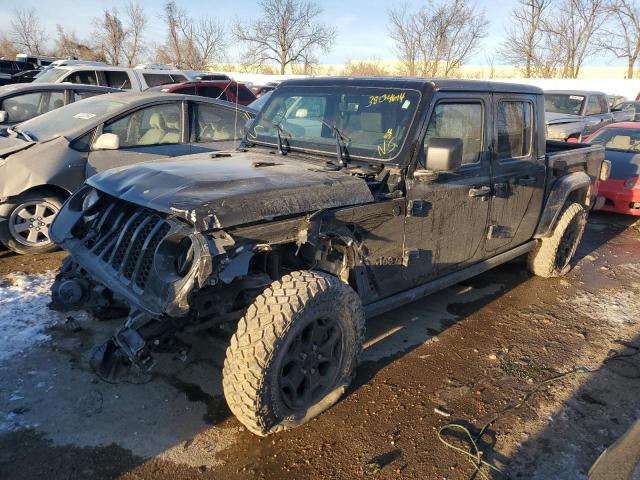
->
[33, 65, 196, 91]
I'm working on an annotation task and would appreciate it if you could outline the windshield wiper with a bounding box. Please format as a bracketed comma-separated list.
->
[7, 127, 33, 142]
[257, 118, 292, 155]
[321, 119, 350, 169]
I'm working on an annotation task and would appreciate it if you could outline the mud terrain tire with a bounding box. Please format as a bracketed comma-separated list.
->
[223, 270, 365, 436]
[527, 202, 587, 278]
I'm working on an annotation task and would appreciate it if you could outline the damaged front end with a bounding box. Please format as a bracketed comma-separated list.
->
[50, 186, 266, 381]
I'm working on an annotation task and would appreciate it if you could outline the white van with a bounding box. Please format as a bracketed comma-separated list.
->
[32, 65, 195, 91]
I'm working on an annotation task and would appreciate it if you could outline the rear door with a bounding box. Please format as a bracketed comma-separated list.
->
[86, 102, 191, 176]
[485, 95, 545, 254]
[403, 93, 492, 286]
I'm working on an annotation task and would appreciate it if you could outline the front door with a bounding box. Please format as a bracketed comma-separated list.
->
[404, 95, 492, 285]
[485, 95, 546, 254]
[86, 102, 191, 176]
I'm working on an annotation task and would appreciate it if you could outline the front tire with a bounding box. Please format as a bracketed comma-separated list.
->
[527, 202, 587, 278]
[222, 270, 365, 436]
[0, 192, 64, 254]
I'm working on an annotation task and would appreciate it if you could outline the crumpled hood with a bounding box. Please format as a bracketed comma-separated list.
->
[87, 151, 375, 229]
[545, 112, 583, 125]
[0, 135, 33, 158]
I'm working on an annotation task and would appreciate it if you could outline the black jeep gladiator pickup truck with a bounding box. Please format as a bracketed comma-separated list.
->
[49, 77, 606, 436]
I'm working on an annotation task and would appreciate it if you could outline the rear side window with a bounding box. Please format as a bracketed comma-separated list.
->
[64, 70, 98, 86]
[423, 102, 484, 165]
[236, 85, 256, 102]
[104, 71, 131, 89]
[170, 74, 187, 83]
[193, 103, 247, 143]
[143, 73, 173, 88]
[174, 86, 197, 95]
[496, 101, 532, 159]
[200, 86, 226, 100]
[1, 91, 65, 122]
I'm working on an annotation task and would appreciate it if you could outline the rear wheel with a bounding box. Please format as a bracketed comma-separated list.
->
[0, 192, 64, 254]
[222, 270, 365, 436]
[527, 202, 587, 278]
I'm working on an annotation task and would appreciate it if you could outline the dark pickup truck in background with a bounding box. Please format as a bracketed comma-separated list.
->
[545, 90, 614, 141]
[50, 78, 607, 436]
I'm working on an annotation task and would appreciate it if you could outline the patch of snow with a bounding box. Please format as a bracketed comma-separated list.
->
[568, 287, 640, 324]
[0, 270, 62, 361]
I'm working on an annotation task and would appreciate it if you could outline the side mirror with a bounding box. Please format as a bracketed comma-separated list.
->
[93, 132, 120, 150]
[0, 111, 7, 123]
[422, 138, 463, 173]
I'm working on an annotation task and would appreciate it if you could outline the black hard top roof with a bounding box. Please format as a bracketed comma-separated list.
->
[280, 76, 543, 95]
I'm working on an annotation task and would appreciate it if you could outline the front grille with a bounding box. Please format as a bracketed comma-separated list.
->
[77, 197, 171, 291]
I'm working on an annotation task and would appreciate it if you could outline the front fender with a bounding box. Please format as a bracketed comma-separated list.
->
[535, 171, 591, 238]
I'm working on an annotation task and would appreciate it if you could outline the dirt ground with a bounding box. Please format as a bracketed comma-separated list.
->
[1, 212, 640, 480]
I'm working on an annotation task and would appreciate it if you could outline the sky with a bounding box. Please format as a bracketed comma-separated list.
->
[0, 0, 624, 66]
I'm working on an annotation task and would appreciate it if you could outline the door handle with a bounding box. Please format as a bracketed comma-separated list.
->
[518, 176, 536, 186]
[468, 186, 491, 197]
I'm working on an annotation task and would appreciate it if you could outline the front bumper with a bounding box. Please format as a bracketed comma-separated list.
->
[50, 189, 214, 317]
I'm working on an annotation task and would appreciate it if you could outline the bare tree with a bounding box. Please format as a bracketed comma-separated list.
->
[232, 0, 336, 75]
[599, 0, 640, 78]
[53, 25, 103, 60]
[0, 34, 18, 60]
[498, 0, 552, 77]
[93, 8, 127, 65]
[388, 0, 488, 78]
[388, 4, 420, 76]
[156, 1, 226, 69]
[123, 1, 147, 67]
[543, 0, 606, 78]
[10, 7, 48, 55]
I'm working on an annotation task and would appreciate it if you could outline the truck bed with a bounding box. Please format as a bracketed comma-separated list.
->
[546, 140, 605, 179]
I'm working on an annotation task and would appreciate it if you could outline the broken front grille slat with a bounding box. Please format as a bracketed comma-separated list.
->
[74, 196, 172, 291]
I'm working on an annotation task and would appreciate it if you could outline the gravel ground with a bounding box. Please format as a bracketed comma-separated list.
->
[0, 212, 639, 480]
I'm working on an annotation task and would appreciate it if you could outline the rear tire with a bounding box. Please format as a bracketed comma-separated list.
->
[0, 192, 64, 255]
[222, 270, 365, 436]
[527, 202, 587, 278]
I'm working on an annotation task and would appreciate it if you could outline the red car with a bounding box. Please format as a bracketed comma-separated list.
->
[147, 80, 256, 106]
[586, 122, 640, 215]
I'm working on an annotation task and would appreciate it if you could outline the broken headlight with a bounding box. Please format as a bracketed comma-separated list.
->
[175, 236, 195, 276]
[81, 188, 101, 220]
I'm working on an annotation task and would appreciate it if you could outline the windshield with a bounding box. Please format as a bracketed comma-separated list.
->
[16, 95, 126, 141]
[545, 94, 585, 115]
[32, 68, 69, 83]
[247, 86, 421, 161]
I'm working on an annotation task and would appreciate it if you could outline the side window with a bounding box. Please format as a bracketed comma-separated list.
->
[200, 86, 225, 100]
[585, 96, 602, 115]
[64, 70, 98, 85]
[104, 71, 132, 89]
[194, 103, 247, 143]
[423, 102, 483, 165]
[0, 91, 64, 122]
[46, 91, 66, 112]
[143, 73, 173, 88]
[170, 74, 187, 83]
[236, 86, 256, 102]
[102, 103, 182, 148]
[73, 90, 102, 102]
[598, 95, 609, 113]
[174, 87, 197, 95]
[496, 101, 532, 160]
